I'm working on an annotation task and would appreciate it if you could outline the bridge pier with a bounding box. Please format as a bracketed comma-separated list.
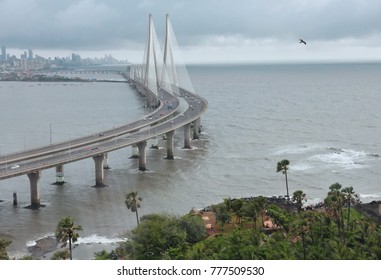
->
[130, 143, 139, 158]
[103, 153, 111, 169]
[137, 141, 147, 171]
[183, 123, 192, 149]
[165, 130, 175, 159]
[193, 118, 201, 140]
[54, 164, 65, 185]
[92, 154, 107, 187]
[27, 171, 41, 209]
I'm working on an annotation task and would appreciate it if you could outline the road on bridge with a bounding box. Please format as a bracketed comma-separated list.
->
[0, 87, 207, 180]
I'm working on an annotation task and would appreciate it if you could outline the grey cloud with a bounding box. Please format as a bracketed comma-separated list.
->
[1, 0, 381, 54]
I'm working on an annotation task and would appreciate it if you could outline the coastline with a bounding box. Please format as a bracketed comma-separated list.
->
[8, 235, 125, 260]
[7, 197, 380, 260]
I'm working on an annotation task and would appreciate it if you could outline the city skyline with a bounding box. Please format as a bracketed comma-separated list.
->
[0, 45, 126, 63]
[0, 45, 128, 72]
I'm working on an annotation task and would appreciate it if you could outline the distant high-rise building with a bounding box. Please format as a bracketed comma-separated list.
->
[71, 53, 81, 64]
[1, 46, 6, 62]
[28, 49, 33, 60]
[21, 58, 27, 71]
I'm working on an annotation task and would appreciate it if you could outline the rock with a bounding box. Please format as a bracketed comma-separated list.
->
[27, 236, 58, 258]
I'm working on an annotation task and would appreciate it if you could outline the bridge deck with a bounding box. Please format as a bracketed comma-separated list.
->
[0, 84, 207, 180]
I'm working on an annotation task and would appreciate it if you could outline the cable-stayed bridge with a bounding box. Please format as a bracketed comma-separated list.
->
[0, 14, 208, 209]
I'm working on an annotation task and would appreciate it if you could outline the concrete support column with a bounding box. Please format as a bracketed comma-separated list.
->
[183, 123, 192, 149]
[165, 130, 175, 159]
[93, 154, 106, 187]
[137, 141, 147, 171]
[55, 164, 65, 185]
[13, 192, 17, 206]
[193, 117, 201, 140]
[27, 171, 41, 209]
[103, 153, 110, 169]
[130, 143, 139, 158]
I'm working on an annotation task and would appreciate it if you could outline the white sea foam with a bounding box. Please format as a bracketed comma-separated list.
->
[274, 144, 323, 155]
[26, 233, 55, 247]
[359, 193, 381, 199]
[76, 234, 127, 245]
[305, 197, 324, 206]
[309, 148, 369, 169]
[26, 233, 126, 247]
[290, 163, 313, 171]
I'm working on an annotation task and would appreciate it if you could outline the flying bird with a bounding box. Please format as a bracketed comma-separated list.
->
[299, 39, 307, 45]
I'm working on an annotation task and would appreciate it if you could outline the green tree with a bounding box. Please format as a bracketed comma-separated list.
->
[179, 214, 208, 244]
[211, 204, 230, 231]
[50, 249, 71, 260]
[125, 191, 142, 226]
[242, 200, 259, 229]
[55, 216, 82, 260]
[231, 199, 244, 226]
[253, 196, 267, 227]
[277, 159, 290, 201]
[0, 238, 12, 260]
[267, 204, 290, 231]
[324, 183, 345, 241]
[125, 214, 188, 259]
[341, 186, 360, 230]
[289, 214, 312, 260]
[292, 190, 307, 213]
[223, 197, 233, 212]
[94, 249, 119, 260]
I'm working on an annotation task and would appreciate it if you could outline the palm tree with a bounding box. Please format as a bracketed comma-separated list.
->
[125, 191, 143, 226]
[242, 201, 259, 229]
[277, 159, 290, 201]
[211, 204, 230, 231]
[324, 183, 345, 240]
[254, 196, 267, 228]
[292, 190, 307, 213]
[290, 216, 311, 259]
[231, 199, 243, 226]
[341, 186, 360, 230]
[55, 216, 82, 260]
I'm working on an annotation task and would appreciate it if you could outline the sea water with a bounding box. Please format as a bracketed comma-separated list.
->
[0, 62, 380, 258]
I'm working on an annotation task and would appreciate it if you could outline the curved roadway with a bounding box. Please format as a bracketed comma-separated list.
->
[0, 83, 208, 180]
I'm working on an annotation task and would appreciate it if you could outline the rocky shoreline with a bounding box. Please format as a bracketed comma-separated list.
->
[27, 236, 58, 258]
[25, 235, 121, 260]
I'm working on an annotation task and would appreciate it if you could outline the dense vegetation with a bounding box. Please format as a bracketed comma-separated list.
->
[107, 183, 381, 260]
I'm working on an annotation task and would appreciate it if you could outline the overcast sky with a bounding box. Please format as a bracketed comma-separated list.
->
[1, 0, 381, 63]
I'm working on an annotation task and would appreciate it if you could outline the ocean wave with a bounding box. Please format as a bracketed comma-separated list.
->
[309, 148, 370, 169]
[274, 144, 323, 155]
[290, 163, 313, 171]
[26, 233, 55, 247]
[26, 233, 126, 247]
[76, 234, 127, 245]
[359, 193, 381, 199]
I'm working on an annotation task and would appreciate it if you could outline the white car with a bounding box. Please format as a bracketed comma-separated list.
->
[10, 164, 20, 170]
